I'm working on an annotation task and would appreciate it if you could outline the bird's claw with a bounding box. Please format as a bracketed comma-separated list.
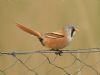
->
[50, 49, 63, 56]
[55, 50, 63, 56]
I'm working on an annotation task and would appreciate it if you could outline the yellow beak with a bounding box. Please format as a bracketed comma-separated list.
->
[75, 28, 80, 32]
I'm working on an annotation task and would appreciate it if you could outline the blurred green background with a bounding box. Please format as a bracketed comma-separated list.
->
[0, 0, 100, 75]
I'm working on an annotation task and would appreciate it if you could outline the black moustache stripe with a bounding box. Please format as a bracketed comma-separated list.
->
[71, 28, 75, 37]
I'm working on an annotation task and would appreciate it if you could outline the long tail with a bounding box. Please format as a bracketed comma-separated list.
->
[16, 23, 42, 38]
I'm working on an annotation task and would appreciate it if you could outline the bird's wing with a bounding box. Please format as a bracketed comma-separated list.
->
[45, 32, 64, 38]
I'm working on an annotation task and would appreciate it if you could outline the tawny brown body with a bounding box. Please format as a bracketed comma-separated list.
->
[16, 23, 78, 50]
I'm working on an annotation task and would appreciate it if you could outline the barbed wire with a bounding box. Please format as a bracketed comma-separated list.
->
[0, 48, 100, 75]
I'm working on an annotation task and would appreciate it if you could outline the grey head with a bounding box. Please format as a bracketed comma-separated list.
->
[64, 24, 78, 39]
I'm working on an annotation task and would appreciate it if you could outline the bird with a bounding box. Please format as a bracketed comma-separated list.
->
[16, 23, 79, 55]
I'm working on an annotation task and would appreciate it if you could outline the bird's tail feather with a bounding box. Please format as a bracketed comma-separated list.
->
[16, 23, 41, 38]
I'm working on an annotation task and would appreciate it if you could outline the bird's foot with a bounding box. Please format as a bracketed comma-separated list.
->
[55, 50, 63, 56]
[50, 49, 63, 56]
